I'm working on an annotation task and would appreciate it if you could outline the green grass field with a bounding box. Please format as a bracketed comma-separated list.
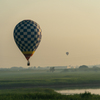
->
[0, 69, 100, 99]
[0, 69, 100, 89]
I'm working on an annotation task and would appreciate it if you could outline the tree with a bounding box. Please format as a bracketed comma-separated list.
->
[79, 65, 88, 69]
[50, 67, 55, 72]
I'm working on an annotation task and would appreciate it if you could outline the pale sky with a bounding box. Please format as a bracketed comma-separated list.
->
[1, 0, 100, 68]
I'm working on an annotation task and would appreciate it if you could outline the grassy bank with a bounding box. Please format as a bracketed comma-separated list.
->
[0, 88, 100, 100]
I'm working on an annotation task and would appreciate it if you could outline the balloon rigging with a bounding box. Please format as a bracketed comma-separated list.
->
[13, 20, 42, 66]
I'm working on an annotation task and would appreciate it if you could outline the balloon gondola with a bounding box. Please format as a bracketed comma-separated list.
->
[13, 20, 42, 66]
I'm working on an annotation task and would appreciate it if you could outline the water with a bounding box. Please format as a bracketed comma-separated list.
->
[56, 89, 100, 95]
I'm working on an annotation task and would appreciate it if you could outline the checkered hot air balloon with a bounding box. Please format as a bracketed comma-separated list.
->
[13, 20, 42, 66]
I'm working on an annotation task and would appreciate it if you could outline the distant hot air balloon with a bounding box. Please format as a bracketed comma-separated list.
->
[66, 52, 69, 55]
[13, 20, 42, 66]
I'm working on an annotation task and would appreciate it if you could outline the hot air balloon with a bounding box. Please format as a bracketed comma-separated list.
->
[13, 20, 42, 66]
[66, 52, 69, 55]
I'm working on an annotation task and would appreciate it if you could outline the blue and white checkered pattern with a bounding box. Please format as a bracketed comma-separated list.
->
[13, 20, 42, 52]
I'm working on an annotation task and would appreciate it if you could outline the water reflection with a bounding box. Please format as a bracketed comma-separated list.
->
[56, 89, 100, 95]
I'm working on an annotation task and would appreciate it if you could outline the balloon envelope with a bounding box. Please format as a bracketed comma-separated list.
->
[13, 20, 42, 63]
[66, 52, 69, 55]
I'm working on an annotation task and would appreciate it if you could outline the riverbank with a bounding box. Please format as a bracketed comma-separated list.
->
[0, 88, 100, 100]
[56, 88, 100, 95]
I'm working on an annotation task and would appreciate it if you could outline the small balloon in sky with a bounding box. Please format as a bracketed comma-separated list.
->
[13, 19, 42, 66]
[66, 52, 69, 55]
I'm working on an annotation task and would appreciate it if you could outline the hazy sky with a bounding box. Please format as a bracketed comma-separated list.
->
[1, 0, 100, 68]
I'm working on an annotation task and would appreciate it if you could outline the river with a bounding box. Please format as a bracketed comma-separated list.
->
[56, 89, 100, 95]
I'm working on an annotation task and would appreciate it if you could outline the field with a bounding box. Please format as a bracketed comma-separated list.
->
[0, 69, 100, 99]
[0, 69, 100, 89]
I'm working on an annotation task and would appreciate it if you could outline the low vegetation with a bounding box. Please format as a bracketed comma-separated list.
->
[0, 69, 100, 89]
[0, 68, 100, 99]
[0, 88, 100, 100]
